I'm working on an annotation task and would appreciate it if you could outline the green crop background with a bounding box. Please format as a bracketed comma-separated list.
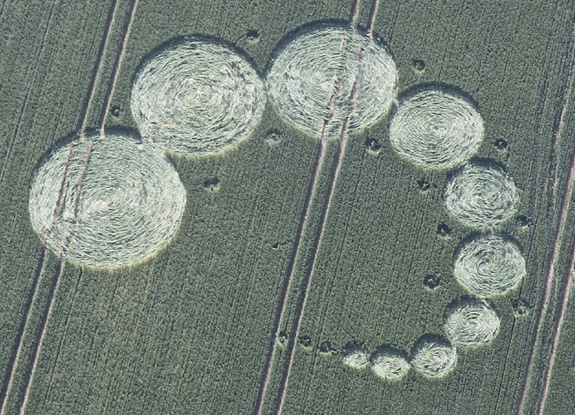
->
[0, 0, 574, 414]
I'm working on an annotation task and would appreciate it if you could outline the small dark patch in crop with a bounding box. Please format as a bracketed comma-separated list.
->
[494, 139, 508, 150]
[203, 177, 220, 192]
[423, 274, 440, 290]
[512, 298, 531, 317]
[319, 341, 335, 355]
[298, 335, 312, 349]
[272, 242, 279, 250]
[246, 29, 260, 44]
[365, 138, 381, 154]
[417, 178, 430, 192]
[437, 223, 452, 238]
[412, 59, 426, 71]
[515, 215, 531, 229]
[266, 129, 282, 145]
[277, 331, 288, 346]
[111, 105, 121, 117]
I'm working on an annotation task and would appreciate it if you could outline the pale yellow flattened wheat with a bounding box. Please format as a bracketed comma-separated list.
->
[411, 335, 457, 378]
[266, 25, 397, 139]
[131, 39, 266, 156]
[444, 298, 500, 348]
[444, 163, 519, 228]
[343, 347, 370, 369]
[29, 131, 186, 268]
[389, 87, 484, 169]
[370, 348, 410, 381]
[454, 234, 526, 297]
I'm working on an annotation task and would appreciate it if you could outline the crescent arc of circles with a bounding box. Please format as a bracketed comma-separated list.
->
[263, 24, 524, 381]
[29, 23, 527, 384]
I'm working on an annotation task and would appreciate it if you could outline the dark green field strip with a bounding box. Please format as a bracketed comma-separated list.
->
[519, 80, 575, 414]
[0, 0, 114, 406]
[255, 140, 343, 415]
[277, 1, 575, 414]
[542, 227, 575, 415]
[0, 253, 64, 415]
[542, 96, 575, 414]
[543, 248, 575, 415]
[81, 0, 137, 132]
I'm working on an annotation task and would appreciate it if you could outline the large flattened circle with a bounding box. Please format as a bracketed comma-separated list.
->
[29, 132, 186, 268]
[266, 25, 397, 138]
[454, 234, 526, 298]
[444, 298, 500, 348]
[131, 39, 266, 156]
[389, 87, 484, 169]
[444, 163, 519, 229]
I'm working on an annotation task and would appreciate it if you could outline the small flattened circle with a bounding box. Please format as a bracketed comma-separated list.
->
[370, 348, 410, 381]
[411, 335, 457, 378]
[454, 234, 526, 297]
[444, 163, 519, 228]
[343, 345, 370, 369]
[29, 131, 186, 268]
[267, 25, 397, 138]
[444, 298, 500, 348]
[389, 87, 484, 170]
[131, 39, 266, 156]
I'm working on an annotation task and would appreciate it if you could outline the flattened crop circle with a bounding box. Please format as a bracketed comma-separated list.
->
[370, 348, 410, 380]
[131, 39, 265, 156]
[444, 163, 519, 228]
[29, 132, 186, 268]
[454, 234, 526, 297]
[444, 298, 500, 348]
[343, 345, 370, 369]
[410, 335, 457, 378]
[266, 25, 397, 138]
[389, 87, 484, 169]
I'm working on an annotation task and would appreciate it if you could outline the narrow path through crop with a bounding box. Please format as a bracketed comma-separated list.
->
[517, 26, 575, 415]
[534, 42, 575, 415]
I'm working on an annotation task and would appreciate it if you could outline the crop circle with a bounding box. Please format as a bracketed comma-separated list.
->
[29, 131, 186, 268]
[411, 335, 457, 378]
[389, 87, 484, 169]
[444, 298, 500, 348]
[131, 38, 265, 156]
[444, 163, 519, 228]
[370, 348, 410, 380]
[343, 346, 370, 369]
[454, 234, 526, 297]
[267, 25, 397, 138]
